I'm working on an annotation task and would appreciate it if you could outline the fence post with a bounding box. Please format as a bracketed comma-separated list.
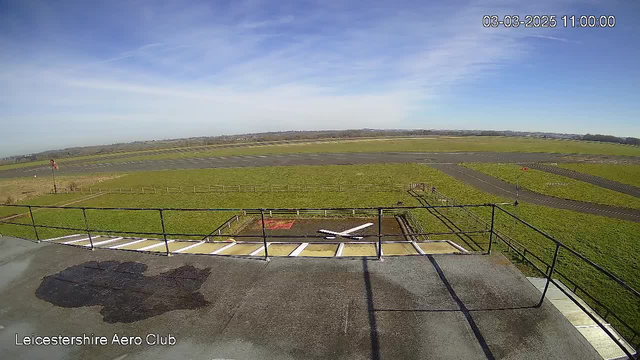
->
[377, 207, 383, 261]
[28, 206, 39, 241]
[487, 205, 495, 254]
[82, 208, 94, 250]
[260, 209, 269, 261]
[159, 209, 171, 256]
[538, 243, 560, 307]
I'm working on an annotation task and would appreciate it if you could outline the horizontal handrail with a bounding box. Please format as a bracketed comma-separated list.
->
[1, 200, 638, 355]
[495, 205, 640, 300]
[1, 203, 493, 211]
[0, 219, 489, 240]
[408, 191, 639, 354]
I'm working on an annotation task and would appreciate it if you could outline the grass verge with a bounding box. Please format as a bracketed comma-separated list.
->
[461, 162, 640, 210]
[0, 174, 123, 205]
[558, 163, 640, 188]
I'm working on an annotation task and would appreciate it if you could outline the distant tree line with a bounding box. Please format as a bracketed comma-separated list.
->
[580, 134, 640, 146]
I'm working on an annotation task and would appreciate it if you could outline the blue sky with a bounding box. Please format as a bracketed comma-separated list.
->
[0, 0, 638, 156]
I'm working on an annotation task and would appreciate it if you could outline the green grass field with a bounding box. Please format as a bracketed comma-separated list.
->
[1, 163, 638, 343]
[0, 150, 150, 171]
[461, 163, 640, 210]
[558, 163, 640, 188]
[0, 137, 342, 170]
[4, 136, 639, 172]
[82, 136, 640, 165]
[0, 173, 122, 204]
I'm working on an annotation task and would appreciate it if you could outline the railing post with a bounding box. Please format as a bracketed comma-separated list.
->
[82, 208, 94, 250]
[377, 207, 383, 261]
[538, 243, 560, 307]
[159, 209, 170, 256]
[28, 205, 39, 241]
[260, 209, 269, 261]
[487, 205, 495, 254]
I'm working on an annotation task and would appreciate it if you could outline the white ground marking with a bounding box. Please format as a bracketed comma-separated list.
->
[289, 243, 309, 257]
[173, 241, 205, 253]
[210, 242, 236, 254]
[411, 241, 426, 255]
[62, 237, 91, 244]
[109, 239, 147, 249]
[336, 243, 345, 257]
[447, 241, 469, 253]
[138, 240, 174, 251]
[86, 237, 122, 247]
[41, 234, 82, 242]
[249, 243, 271, 256]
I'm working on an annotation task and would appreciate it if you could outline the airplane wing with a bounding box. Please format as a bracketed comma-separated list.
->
[339, 222, 374, 235]
[318, 229, 342, 236]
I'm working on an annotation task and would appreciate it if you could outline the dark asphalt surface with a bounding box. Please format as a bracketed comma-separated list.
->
[3, 151, 640, 222]
[524, 163, 640, 198]
[0, 237, 600, 359]
[429, 163, 640, 222]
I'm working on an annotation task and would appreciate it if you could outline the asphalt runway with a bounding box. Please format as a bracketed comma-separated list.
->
[3, 151, 639, 222]
[524, 163, 640, 198]
[429, 163, 640, 222]
[0, 151, 609, 178]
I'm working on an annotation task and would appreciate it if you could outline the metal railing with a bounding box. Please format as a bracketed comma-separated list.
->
[0, 203, 491, 255]
[0, 201, 638, 358]
[409, 190, 639, 358]
[492, 205, 639, 358]
[201, 214, 241, 241]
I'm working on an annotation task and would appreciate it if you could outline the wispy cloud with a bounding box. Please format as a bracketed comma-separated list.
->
[0, 0, 596, 154]
[529, 34, 579, 43]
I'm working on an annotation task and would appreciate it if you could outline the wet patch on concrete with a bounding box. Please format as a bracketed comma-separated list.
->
[0, 256, 32, 291]
[35, 261, 211, 323]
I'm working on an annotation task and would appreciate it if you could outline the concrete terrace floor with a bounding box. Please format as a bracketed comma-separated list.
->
[0, 236, 600, 360]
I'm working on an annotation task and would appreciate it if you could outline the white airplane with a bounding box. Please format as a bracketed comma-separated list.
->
[318, 222, 374, 240]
